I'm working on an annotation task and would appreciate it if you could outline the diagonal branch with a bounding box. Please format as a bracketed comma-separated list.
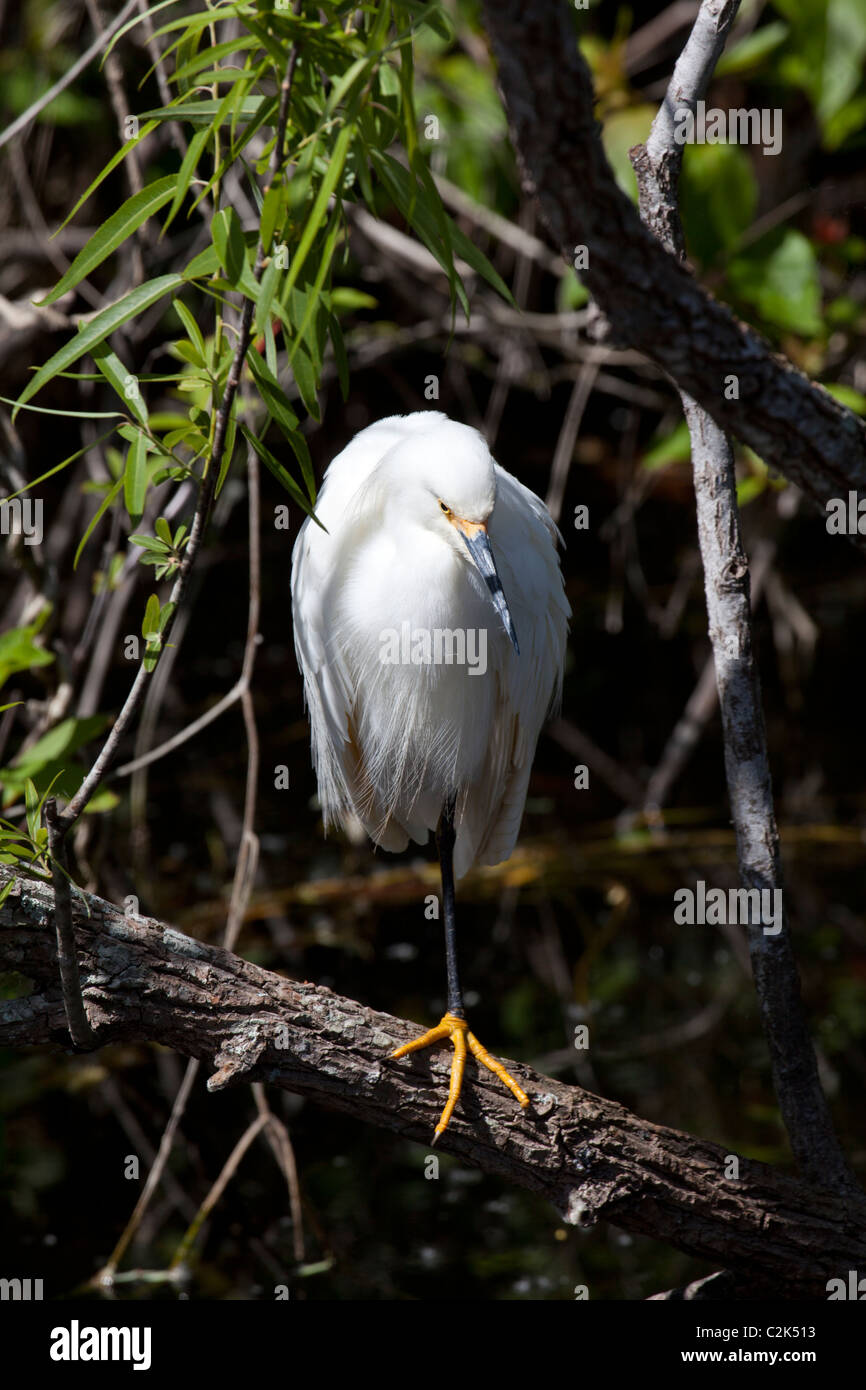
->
[2, 865, 865, 1299]
[627, 0, 857, 1197]
[0, 0, 142, 152]
[479, 0, 866, 543]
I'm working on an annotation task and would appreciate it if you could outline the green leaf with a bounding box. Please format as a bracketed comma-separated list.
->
[444, 209, 514, 307]
[216, 408, 238, 497]
[288, 338, 320, 421]
[240, 14, 294, 70]
[824, 383, 866, 414]
[263, 316, 278, 377]
[369, 150, 468, 316]
[158, 601, 176, 633]
[142, 594, 161, 638]
[0, 393, 123, 421]
[14, 275, 185, 415]
[212, 206, 248, 288]
[0, 429, 118, 503]
[138, 97, 266, 124]
[774, 0, 866, 128]
[642, 420, 692, 471]
[52, 121, 160, 233]
[285, 121, 354, 297]
[102, 0, 184, 61]
[245, 347, 298, 433]
[246, 350, 315, 496]
[330, 287, 378, 311]
[726, 230, 822, 336]
[240, 425, 323, 526]
[0, 622, 54, 690]
[163, 125, 211, 234]
[24, 778, 41, 843]
[288, 206, 343, 378]
[601, 104, 656, 203]
[124, 432, 149, 523]
[10, 715, 108, 783]
[328, 312, 349, 401]
[171, 33, 257, 86]
[823, 92, 866, 151]
[737, 474, 767, 507]
[256, 259, 280, 333]
[129, 534, 169, 553]
[173, 300, 207, 366]
[556, 269, 589, 312]
[74, 476, 123, 570]
[172, 339, 205, 368]
[38, 176, 178, 307]
[681, 143, 758, 266]
[188, 93, 278, 217]
[182, 243, 221, 281]
[716, 21, 789, 77]
[260, 182, 285, 253]
[92, 341, 148, 425]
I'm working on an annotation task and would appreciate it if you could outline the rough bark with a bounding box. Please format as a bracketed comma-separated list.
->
[2, 866, 864, 1298]
[479, 0, 866, 543]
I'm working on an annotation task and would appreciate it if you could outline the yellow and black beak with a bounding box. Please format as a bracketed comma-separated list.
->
[452, 518, 520, 654]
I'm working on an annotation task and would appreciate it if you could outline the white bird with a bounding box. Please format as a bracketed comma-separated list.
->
[291, 411, 570, 1138]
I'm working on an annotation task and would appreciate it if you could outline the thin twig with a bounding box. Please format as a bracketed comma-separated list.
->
[222, 441, 262, 953]
[44, 797, 94, 1047]
[545, 361, 599, 523]
[113, 679, 245, 778]
[94, 1057, 200, 1287]
[0, 0, 141, 151]
[56, 21, 303, 835]
[253, 1084, 305, 1264]
[169, 1113, 270, 1270]
[85, 0, 144, 196]
[81, 29, 305, 1278]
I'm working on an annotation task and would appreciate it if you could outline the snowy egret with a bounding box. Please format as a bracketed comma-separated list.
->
[291, 412, 569, 1138]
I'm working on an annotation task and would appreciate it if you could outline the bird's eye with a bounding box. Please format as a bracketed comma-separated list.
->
[439, 500, 451, 516]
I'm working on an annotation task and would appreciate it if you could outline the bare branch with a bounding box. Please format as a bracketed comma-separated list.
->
[624, 0, 857, 1197]
[479, 0, 866, 540]
[2, 865, 864, 1298]
[0, 0, 141, 152]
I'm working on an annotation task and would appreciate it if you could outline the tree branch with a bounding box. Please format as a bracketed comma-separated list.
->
[627, 0, 857, 1198]
[2, 865, 864, 1299]
[479, 0, 866, 541]
[0, 0, 142, 153]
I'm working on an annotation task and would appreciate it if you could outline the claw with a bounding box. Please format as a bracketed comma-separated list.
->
[391, 1013, 530, 1139]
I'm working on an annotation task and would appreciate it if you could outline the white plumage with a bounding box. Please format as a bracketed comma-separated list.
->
[291, 410, 569, 880]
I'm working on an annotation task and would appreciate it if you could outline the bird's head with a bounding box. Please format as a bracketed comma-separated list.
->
[378, 418, 519, 653]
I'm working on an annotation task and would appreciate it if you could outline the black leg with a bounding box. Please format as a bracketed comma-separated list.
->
[437, 795, 464, 1019]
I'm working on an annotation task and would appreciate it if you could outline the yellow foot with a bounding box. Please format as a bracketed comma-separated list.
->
[390, 1013, 530, 1141]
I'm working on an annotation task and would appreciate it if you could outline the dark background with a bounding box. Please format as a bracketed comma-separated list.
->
[1, 0, 865, 1299]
